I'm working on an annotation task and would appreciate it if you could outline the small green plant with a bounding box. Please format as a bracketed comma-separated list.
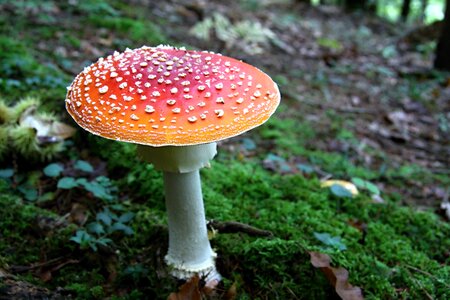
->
[351, 177, 380, 195]
[43, 159, 134, 251]
[70, 207, 134, 251]
[316, 37, 344, 51]
[313, 232, 347, 251]
[0, 168, 39, 201]
[44, 160, 117, 201]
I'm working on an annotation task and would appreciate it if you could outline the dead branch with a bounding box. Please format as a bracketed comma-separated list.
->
[208, 220, 273, 237]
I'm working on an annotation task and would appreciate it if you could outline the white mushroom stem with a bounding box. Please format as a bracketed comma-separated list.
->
[137, 143, 221, 281]
[163, 170, 217, 279]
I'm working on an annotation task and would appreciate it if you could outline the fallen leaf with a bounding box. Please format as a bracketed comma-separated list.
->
[309, 252, 364, 300]
[168, 275, 201, 300]
[347, 219, 368, 235]
[321, 180, 359, 196]
[38, 269, 52, 282]
[69, 203, 88, 226]
[223, 282, 237, 300]
[310, 251, 331, 268]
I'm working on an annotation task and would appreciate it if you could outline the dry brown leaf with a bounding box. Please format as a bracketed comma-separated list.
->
[309, 252, 364, 300]
[69, 203, 88, 226]
[38, 270, 52, 282]
[223, 282, 237, 300]
[168, 275, 201, 300]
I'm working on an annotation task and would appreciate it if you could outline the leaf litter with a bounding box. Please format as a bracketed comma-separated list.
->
[310, 252, 364, 300]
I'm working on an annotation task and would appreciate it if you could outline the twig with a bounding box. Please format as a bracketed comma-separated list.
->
[403, 265, 434, 300]
[0, 268, 16, 280]
[208, 220, 273, 237]
[9, 256, 78, 273]
[404, 264, 450, 289]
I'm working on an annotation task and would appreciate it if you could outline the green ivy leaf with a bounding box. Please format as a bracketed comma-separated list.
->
[57, 177, 78, 189]
[43, 163, 64, 177]
[74, 160, 94, 173]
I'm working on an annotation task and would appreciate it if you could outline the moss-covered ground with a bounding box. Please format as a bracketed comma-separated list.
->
[1, 0, 449, 299]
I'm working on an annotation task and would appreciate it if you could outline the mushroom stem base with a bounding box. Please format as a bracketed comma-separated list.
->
[163, 170, 220, 281]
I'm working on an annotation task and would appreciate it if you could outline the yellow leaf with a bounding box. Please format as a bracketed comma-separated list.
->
[321, 180, 359, 196]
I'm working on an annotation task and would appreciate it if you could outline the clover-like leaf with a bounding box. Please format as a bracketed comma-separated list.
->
[87, 222, 105, 235]
[74, 160, 94, 173]
[43, 163, 64, 177]
[110, 222, 134, 235]
[314, 232, 347, 251]
[57, 177, 78, 189]
[118, 212, 135, 223]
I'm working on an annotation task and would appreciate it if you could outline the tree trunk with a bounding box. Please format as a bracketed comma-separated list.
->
[435, 0, 450, 70]
[344, 0, 366, 11]
[343, 0, 375, 13]
[419, 0, 428, 22]
[401, 0, 412, 22]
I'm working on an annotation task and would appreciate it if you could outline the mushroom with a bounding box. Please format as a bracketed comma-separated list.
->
[65, 45, 280, 281]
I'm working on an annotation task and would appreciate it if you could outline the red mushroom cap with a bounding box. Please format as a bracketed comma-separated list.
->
[65, 45, 280, 146]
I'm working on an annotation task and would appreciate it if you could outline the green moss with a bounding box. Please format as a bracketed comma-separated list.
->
[259, 116, 316, 153]
[0, 186, 65, 267]
[0, 36, 68, 99]
[86, 15, 166, 45]
[70, 135, 449, 299]
[0, 100, 15, 123]
[199, 158, 450, 299]
[0, 127, 8, 160]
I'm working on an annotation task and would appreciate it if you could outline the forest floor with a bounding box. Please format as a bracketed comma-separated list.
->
[0, 1, 449, 299]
